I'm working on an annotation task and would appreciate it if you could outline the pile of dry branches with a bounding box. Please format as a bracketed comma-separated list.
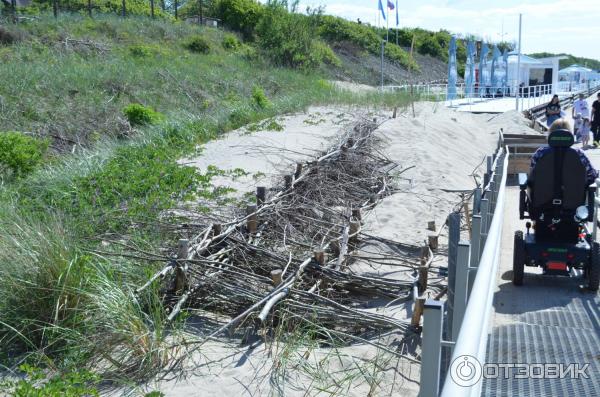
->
[139, 117, 441, 353]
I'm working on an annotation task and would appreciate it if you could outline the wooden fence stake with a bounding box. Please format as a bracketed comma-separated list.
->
[212, 223, 222, 236]
[418, 266, 429, 294]
[247, 205, 257, 233]
[175, 239, 189, 294]
[294, 163, 303, 179]
[411, 297, 426, 327]
[256, 186, 266, 207]
[427, 220, 436, 231]
[428, 234, 439, 251]
[284, 175, 293, 189]
[313, 250, 326, 266]
[270, 269, 283, 286]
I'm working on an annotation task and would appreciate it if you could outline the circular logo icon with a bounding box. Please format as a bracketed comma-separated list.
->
[449, 355, 482, 387]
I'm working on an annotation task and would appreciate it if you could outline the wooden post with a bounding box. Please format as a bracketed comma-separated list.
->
[284, 174, 293, 189]
[428, 234, 439, 250]
[393, 106, 398, 118]
[177, 238, 189, 260]
[427, 220, 436, 231]
[420, 245, 429, 266]
[369, 194, 378, 204]
[212, 223, 222, 236]
[313, 250, 326, 266]
[121, 0, 126, 17]
[351, 208, 362, 222]
[246, 205, 257, 234]
[418, 266, 429, 293]
[174, 0, 178, 19]
[294, 163, 303, 179]
[464, 201, 472, 239]
[330, 240, 340, 257]
[340, 144, 348, 160]
[52, 0, 58, 18]
[270, 269, 282, 286]
[175, 239, 189, 294]
[347, 137, 355, 147]
[411, 297, 426, 327]
[256, 186, 266, 207]
[87, 0, 92, 17]
[349, 220, 360, 245]
[150, 0, 155, 18]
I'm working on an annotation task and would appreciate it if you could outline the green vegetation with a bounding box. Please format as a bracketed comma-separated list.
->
[0, 13, 413, 385]
[123, 103, 164, 126]
[0, 132, 48, 179]
[529, 52, 600, 70]
[183, 34, 211, 53]
[0, 365, 100, 396]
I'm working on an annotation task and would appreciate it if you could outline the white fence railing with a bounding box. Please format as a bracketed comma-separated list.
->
[419, 146, 508, 397]
[383, 80, 600, 108]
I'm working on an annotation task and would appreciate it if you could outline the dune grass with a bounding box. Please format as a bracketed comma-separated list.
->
[0, 13, 415, 385]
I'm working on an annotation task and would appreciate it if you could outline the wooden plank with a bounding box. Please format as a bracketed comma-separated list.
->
[508, 157, 532, 174]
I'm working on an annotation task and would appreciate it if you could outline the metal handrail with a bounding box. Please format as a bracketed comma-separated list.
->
[440, 151, 509, 397]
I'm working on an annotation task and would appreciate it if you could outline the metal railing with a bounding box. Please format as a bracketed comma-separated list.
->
[419, 146, 508, 397]
[525, 80, 600, 123]
[383, 80, 600, 111]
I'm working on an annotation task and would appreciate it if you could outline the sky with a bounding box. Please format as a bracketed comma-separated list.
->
[298, 0, 600, 61]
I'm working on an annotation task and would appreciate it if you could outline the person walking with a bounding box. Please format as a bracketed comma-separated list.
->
[573, 93, 590, 119]
[581, 117, 591, 148]
[592, 93, 600, 144]
[545, 95, 562, 127]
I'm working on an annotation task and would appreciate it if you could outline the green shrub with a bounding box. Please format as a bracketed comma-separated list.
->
[184, 35, 211, 53]
[222, 33, 241, 50]
[318, 15, 418, 70]
[0, 365, 100, 396]
[418, 35, 443, 58]
[213, 0, 264, 40]
[255, 1, 324, 69]
[0, 132, 48, 178]
[123, 104, 164, 126]
[0, 26, 18, 45]
[313, 40, 341, 67]
[129, 44, 154, 58]
[252, 86, 271, 109]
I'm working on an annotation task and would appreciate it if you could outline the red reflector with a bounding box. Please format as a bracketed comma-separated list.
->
[542, 252, 549, 257]
[547, 261, 567, 271]
[567, 253, 575, 260]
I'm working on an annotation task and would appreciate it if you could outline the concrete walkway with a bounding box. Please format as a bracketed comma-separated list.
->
[483, 93, 600, 396]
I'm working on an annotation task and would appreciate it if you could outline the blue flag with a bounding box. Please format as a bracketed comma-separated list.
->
[395, 0, 399, 26]
[490, 45, 501, 90]
[464, 40, 476, 98]
[378, 0, 386, 20]
[479, 43, 490, 97]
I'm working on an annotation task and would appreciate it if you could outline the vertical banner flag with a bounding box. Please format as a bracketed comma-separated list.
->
[464, 40, 475, 98]
[490, 45, 501, 94]
[378, 0, 386, 21]
[501, 49, 509, 94]
[447, 36, 457, 100]
[395, 0, 399, 26]
[479, 43, 490, 97]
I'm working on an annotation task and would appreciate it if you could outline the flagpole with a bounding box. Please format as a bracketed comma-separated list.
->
[395, 0, 398, 45]
[386, 6, 389, 42]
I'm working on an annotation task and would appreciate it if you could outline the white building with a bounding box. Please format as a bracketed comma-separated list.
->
[559, 64, 593, 84]
[506, 53, 563, 94]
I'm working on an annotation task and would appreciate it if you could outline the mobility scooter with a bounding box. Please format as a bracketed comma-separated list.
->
[514, 128, 600, 291]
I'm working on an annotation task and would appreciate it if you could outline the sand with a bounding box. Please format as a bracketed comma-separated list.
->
[139, 102, 536, 397]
